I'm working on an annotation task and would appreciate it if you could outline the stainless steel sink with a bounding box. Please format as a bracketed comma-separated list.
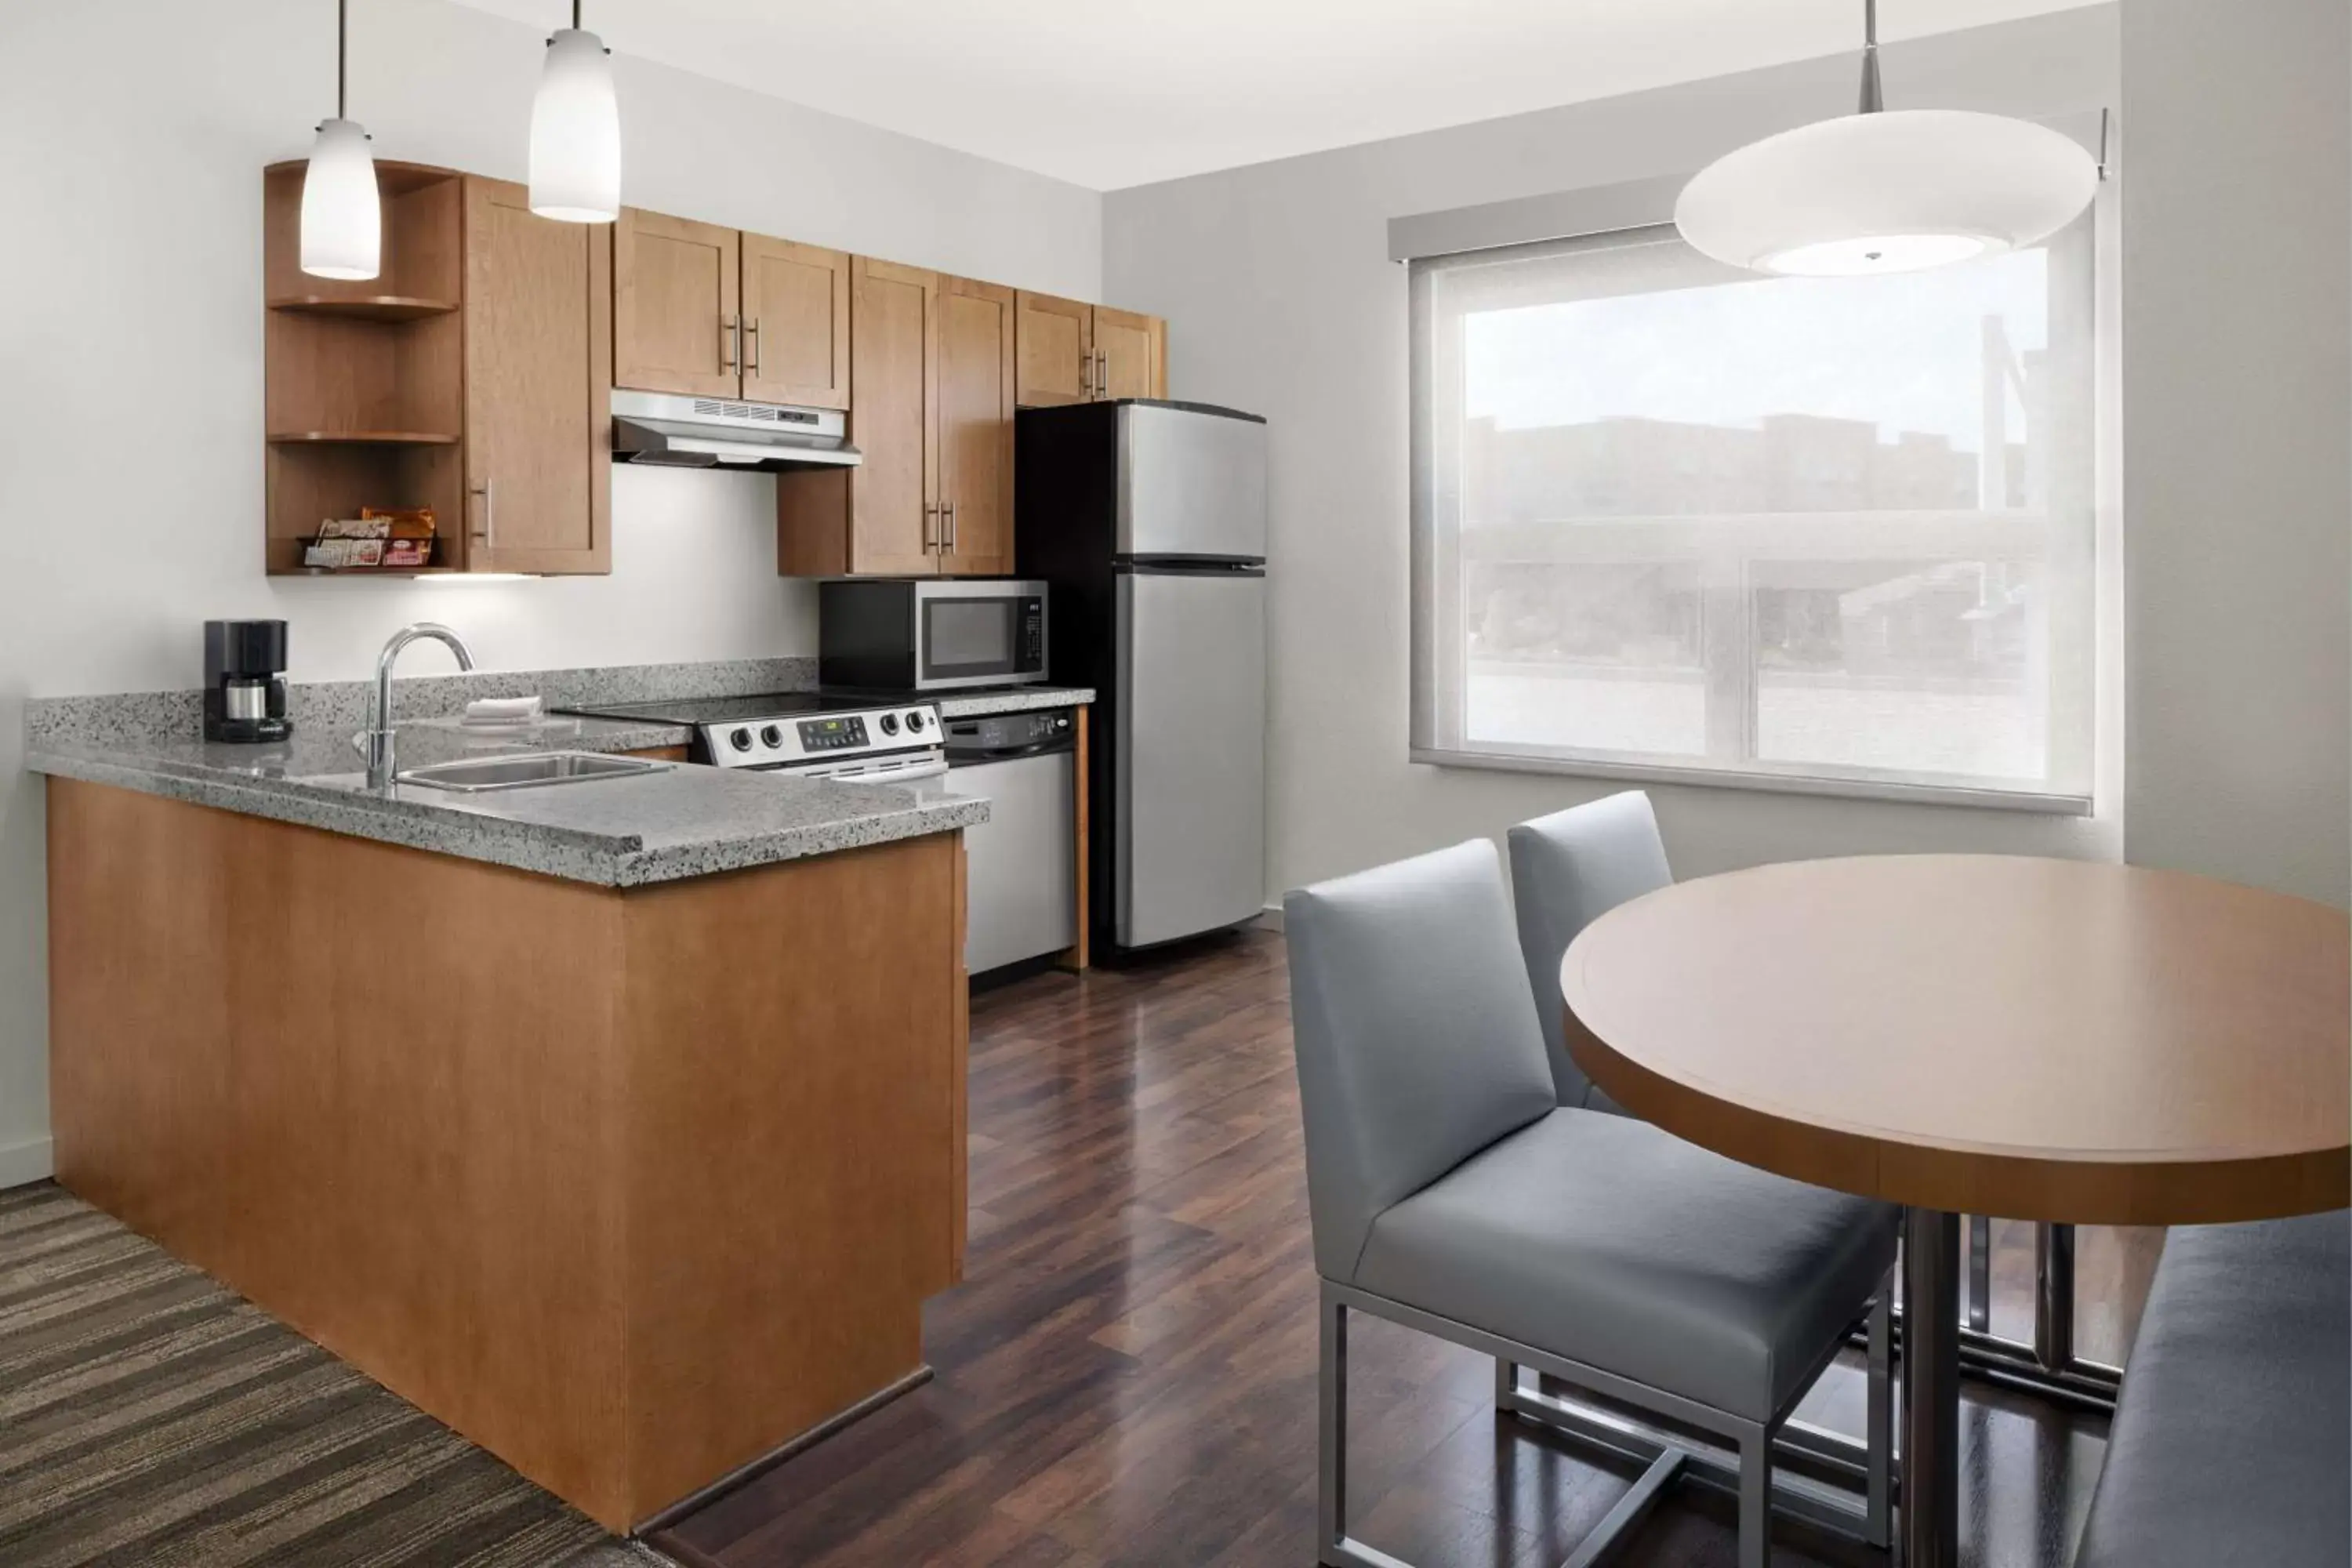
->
[396, 751, 673, 793]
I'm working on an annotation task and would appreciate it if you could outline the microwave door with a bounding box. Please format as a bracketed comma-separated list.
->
[918, 587, 1047, 689]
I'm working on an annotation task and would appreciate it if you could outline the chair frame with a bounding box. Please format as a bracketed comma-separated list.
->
[1319, 1271, 1893, 1568]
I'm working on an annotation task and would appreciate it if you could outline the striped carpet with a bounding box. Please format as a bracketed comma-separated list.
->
[0, 1182, 676, 1568]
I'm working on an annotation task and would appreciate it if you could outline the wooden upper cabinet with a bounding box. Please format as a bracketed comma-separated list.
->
[614, 209, 741, 398]
[1016, 292, 1167, 407]
[741, 236, 851, 410]
[463, 178, 612, 574]
[778, 257, 938, 577]
[1094, 306, 1167, 402]
[1014, 291, 1093, 408]
[936, 278, 1017, 576]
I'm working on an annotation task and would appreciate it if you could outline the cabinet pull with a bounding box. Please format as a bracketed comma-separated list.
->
[470, 477, 495, 550]
[945, 502, 957, 554]
[1079, 349, 1091, 398]
[721, 314, 739, 371]
[746, 316, 760, 376]
[1096, 348, 1109, 398]
[923, 503, 938, 551]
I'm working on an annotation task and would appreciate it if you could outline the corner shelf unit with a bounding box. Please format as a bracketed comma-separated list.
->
[263, 160, 468, 575]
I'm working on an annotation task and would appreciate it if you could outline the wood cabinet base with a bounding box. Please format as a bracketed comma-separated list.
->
[45, 779, 967, 1532]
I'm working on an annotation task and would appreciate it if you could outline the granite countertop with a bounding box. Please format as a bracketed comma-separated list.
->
[923, 685, 1095, 719]
[25, 715, 989, 889]
[20, 664, 1097, 889]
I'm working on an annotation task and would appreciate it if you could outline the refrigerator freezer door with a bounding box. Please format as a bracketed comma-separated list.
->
[1116, 404, 1268, 560]
[1115, 569, 1268, 949]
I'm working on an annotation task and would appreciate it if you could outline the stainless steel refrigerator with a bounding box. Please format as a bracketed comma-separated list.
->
[1016, 399, 1268, 954]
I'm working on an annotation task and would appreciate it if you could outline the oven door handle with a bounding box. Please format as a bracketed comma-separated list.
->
[778, 757, 951, 784]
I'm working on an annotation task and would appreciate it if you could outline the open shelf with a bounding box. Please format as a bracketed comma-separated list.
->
[269, 295, 460, 322]
[268, 430, 461, 445]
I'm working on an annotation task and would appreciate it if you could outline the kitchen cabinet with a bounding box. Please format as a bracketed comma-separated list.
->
[261, 162, 608, 575]
[614, 209, 851, 410]
[464, 177, 612, 574]
[1014, 291, 1167, 408]
[612, 209, 739, 399]
[777, 261, 1014, 578]
[937, 277, 1018, 575]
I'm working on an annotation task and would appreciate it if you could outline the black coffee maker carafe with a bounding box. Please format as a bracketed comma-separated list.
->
[204, 620, 292, 742]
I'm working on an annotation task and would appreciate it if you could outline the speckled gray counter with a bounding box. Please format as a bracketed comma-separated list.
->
[24, 714, 985, 889]
[16, 659, 1102, 887]
[926, 685, 1095, 719]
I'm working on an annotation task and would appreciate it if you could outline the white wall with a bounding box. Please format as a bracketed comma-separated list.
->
[1103, 9, 2127, 907]
[0, 0, 1103, 1182]
[2119, 0, 2351, 908]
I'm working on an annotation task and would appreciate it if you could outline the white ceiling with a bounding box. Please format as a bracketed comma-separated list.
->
[451, 1, 2103, 191]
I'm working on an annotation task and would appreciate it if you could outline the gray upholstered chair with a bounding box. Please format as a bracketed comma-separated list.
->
[1507, 790, 1671, 1112]
[1286, 839, 1896, 1568]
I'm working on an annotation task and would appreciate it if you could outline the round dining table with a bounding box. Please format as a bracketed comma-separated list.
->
[1559, 854, 2350, 1568]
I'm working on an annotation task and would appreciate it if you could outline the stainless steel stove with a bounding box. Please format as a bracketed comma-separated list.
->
[561, 692, 946, 782]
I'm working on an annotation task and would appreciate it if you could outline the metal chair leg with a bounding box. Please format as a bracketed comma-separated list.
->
[1496, 1356, 1519, 1406]
[1968, 1214, 1991, 1332]
[1866, 1275, 1894, 1549]
[1737, 1425, 1772, 1568]
[1320, 1289, 1348, 1566]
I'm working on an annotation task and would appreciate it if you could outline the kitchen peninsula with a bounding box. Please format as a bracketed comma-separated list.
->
[20, 667, 1059, 1534]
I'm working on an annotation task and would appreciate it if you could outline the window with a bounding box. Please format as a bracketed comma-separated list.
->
[1409, 216, 2098, 807]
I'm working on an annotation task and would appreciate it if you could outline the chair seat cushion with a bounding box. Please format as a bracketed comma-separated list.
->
[1352, 1107, 1896, 1422]
[2074, 1210, 2350, 1568]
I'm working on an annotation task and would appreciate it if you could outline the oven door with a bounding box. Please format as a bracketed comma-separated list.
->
[914, 582, 1047, 690]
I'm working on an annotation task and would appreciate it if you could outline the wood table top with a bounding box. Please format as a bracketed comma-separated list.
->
[1561, 855, 2350, 1225]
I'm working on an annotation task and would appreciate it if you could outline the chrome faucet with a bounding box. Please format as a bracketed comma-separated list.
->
[365, 622, 477, 787]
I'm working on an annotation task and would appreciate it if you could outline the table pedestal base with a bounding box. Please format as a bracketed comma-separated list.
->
[1902, 1207, 1962, 1567]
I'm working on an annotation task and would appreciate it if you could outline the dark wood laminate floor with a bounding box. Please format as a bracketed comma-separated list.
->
[656, 931, 2154, 1568]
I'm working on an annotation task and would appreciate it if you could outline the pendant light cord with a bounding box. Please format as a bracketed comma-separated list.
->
[336, 0, 348, 118]
[1857, 0, 1884, 115]
[573, 1, 583, 27]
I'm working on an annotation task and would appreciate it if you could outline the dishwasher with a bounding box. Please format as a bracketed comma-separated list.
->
[946, 707, 1078, 975]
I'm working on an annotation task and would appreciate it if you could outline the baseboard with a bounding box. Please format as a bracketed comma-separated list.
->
[1252, 904, 1284, 933]
[0, 1134, 56, 1191]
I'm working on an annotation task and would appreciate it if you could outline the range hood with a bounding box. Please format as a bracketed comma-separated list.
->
[611, 389, 860, 470]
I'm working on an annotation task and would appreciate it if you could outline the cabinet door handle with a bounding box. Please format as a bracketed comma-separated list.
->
[945, 502, 957, 553]
[1096, 348, 1109, 398]
[746, 316, 760, 376]
[470, 477, 495, 550]
[923, 503, 938, 551]
[721, 314, 739, 371]
[1079, 348, 1091, 397]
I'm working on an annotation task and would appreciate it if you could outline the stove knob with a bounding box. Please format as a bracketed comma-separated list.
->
[760, 724, 784, 750]
[904, 710, 926, 733]
[728, 728, 753, 753]
[878, 713, 900, 736]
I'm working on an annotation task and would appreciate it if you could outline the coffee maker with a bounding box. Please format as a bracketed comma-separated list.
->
[204, 619, 292, 742]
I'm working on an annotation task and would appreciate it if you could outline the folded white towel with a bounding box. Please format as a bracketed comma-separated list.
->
[461, 695, 545, 727]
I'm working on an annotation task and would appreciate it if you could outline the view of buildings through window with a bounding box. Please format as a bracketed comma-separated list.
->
[1414, 222, 2096, 800]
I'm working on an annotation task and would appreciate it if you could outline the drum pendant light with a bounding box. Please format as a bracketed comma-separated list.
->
[1675, 0, 2097, 276]
[529, 0, 622, 223]
[299, 0, 382, 281]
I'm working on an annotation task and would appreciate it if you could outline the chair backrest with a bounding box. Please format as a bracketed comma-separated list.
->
[1508, 791, 1672, 1108]
[1283, 839, 1559, 1283]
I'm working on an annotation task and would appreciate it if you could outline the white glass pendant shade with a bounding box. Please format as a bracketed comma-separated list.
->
[299, 118, 382, 280]
[1675, 110, 2097, 276]
[530, 27, 621, 223]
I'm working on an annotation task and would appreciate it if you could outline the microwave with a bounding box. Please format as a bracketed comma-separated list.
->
[818, 579, 1050, 691]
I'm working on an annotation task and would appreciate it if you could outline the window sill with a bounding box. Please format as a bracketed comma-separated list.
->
[1409, 746, 2094, 817]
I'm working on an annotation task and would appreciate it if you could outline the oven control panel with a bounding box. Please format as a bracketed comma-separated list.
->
[698, 704, 939, 768]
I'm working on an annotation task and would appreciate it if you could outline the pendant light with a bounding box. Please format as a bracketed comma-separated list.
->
[1674, 0, 2097, 277]
[299, 0, 381, 281]
[529, 1, 622, 223]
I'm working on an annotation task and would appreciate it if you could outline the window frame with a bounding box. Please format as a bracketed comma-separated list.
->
[1406, 196, 2111, 817]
